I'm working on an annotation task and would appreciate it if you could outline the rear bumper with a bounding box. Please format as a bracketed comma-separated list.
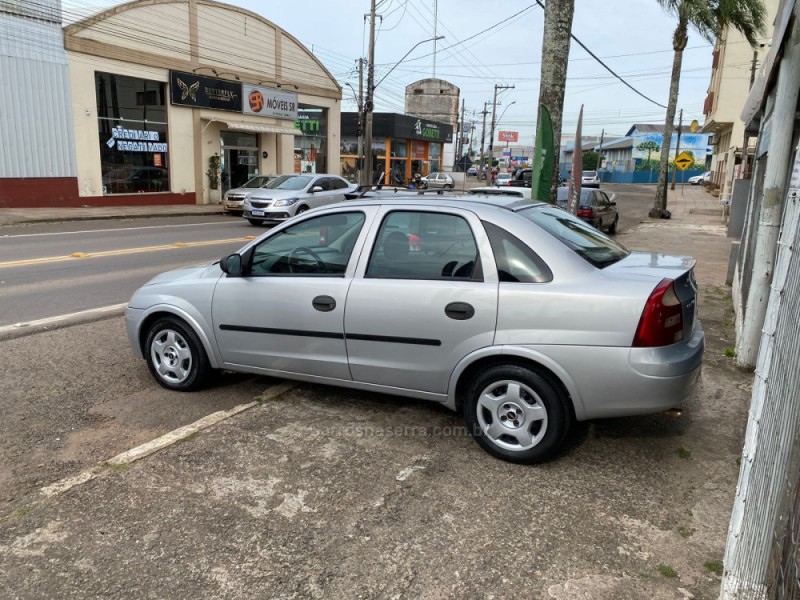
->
[513, 321, 704, 420]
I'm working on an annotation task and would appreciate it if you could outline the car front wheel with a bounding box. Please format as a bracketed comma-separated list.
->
[144, 317, 211, 391]
[464, 364, 571, 463]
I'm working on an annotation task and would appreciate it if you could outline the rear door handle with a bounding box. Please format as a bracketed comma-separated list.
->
[444, 302, 475, 320]
[312, 295, 337, 312]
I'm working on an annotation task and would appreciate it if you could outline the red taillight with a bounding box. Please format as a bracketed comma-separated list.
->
[577, 207, 593, 218]
[633, 278, 684, 347]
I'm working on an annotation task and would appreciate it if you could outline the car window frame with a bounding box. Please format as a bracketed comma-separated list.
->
[364, 209, 485, 282]
[247, 211, 368, 278]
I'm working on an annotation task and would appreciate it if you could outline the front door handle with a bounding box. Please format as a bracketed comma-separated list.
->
[312, 295, 337, 312]
[444, 302, 475, 320]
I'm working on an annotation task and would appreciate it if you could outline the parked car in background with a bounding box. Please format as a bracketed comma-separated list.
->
[688, 171, 712, 185]
[467, 166, 478, 176]
[556, 187, 619, 233]
[127, 193, 703, 464]
[581, 170, 601, 188]
[508, 168, 532, 188]
[496, 173, 513, 186]
[242, 174, 354, 225]
[467, 187, 528, 198]
[421, 172, 455, 189]
[223, 175, 275, 214]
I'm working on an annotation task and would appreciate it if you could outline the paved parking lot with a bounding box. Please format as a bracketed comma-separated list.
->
[0, 188, 746, 599]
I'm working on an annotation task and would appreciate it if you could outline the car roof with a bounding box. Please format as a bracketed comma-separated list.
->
[342, 190, 548, 214]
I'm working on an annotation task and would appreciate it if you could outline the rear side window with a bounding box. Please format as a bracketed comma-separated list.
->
[366, 211, 481, 281]
[519, 206, 629, 269]
[482, 221, 552, 283]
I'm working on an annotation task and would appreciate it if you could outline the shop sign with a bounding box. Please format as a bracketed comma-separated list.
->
[393, 115, 452, 143]
[105, 126, 168, 152]
[169, 70, 242, 112]
[242, 85, 298, 120]
[498, 131, 519, 142]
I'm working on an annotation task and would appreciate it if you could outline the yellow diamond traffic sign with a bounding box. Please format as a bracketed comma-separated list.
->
[674, 151, 694, 171]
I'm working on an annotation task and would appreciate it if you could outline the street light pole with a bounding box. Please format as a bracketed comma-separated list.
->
[488, 84, 514, 171]
[363, 31, 444, 188]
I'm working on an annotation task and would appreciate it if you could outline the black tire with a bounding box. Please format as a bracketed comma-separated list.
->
[607, 215, 618, 234]
[296, 206, 309, 215]
[144, 317, 212, 391]
[445, 183, 454, 189]
[464, 364, 571, 463]
[247, 219, 262, 226]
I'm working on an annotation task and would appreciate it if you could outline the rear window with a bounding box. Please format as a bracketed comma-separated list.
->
[519, 206, 629, 268]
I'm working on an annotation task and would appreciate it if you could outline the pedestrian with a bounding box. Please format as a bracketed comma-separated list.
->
[490, 169, 497, 186]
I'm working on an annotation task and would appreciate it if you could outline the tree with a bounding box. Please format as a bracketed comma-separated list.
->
[650, 0, 766, 217]
[532, 0, 575, 203]
[582, 151, 603, 171]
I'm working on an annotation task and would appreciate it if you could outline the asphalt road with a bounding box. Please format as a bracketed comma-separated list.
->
[0, 215, 260, 326]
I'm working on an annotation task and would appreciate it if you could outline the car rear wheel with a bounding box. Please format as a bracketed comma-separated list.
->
[608, 215, 618, 234]
[145, 317, 211, 391]
[464, 364, 571, 463]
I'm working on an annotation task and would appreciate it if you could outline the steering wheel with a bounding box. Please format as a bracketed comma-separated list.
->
[288, 246, 326, 274]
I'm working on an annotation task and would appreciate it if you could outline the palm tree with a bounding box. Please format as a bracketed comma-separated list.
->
[533, 0, 575, 203]
[650, 0, 766, 217]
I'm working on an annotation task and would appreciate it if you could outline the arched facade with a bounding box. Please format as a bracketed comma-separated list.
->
[65, 0, 342, 205]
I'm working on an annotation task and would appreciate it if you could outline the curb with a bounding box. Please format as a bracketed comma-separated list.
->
[0, 303, 127, 342]
[0, 209, 227, 228]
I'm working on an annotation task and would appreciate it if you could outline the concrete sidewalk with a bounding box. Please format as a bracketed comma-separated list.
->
[0, 203, 225, 227]
[0, 183, 747, 600]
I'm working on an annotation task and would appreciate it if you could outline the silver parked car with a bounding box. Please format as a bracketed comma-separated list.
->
[242, 174, 354, 225]
[223, 175, 275, 214]
[421, 172, 455, 189]
[127, 195, 703, 463]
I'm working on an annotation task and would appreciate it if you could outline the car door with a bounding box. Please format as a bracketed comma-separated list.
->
[211, 209, 374, 379]
[344, 207, 499, 394]
[598, 191, 617, 224]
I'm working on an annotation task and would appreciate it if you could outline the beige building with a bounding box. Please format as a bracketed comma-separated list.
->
[64, 0, 341, 206]
[702, 0, 779, 202]
[405, 79, 460, 170]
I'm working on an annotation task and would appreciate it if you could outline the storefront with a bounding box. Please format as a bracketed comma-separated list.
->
[62, 0, 341, 207]
[340, 113, 453, 185]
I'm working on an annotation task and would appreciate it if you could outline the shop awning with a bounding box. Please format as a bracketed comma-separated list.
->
[207, 119, 300, 136]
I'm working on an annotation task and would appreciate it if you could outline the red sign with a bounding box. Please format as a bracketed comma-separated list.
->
[498, 131, 519, 143]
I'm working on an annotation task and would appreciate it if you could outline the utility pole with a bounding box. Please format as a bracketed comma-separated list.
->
[597, 128, 604, 170]
[454, 98, 465, 171]
[363, 0, 378, 187]
[741, 48, 760, 179]
[433, 0, 438, 78]
[478, 102, 489, 178]
[670, 108, 683, 191]
[357, 58, 364, 184]
[488, 84, 515, 173]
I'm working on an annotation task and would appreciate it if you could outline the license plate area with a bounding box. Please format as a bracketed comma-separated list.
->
[251, 210, 264, 216]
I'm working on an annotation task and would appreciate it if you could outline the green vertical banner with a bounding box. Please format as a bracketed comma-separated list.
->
[531, 104, 554, 202]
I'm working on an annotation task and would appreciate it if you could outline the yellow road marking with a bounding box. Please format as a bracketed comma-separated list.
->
[0, 237, 250, 269]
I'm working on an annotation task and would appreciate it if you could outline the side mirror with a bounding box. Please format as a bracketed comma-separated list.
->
[310, 185, 324, 193]
[220, 254, 243, 276]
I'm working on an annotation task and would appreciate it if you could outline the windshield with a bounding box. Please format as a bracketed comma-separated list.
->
[519, 205, 629, 268]
[265, 175, 312, 191]
[241, 176, 271, 189]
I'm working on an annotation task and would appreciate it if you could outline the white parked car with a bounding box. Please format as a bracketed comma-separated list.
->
[689, 171, 711, 185]
[581, 170, 601, 188]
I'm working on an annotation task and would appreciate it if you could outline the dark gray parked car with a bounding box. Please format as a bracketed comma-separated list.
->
[557, 187, 619, 233]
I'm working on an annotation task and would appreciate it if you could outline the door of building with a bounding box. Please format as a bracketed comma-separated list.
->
[221, 131, 259, 193]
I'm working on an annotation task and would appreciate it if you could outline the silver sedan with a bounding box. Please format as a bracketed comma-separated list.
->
[126, 195, 704, 463]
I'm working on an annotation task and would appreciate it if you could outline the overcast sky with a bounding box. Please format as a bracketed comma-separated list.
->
[66, 0, 739, 145]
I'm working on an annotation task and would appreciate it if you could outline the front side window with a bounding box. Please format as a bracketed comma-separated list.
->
[250, 212, 366, 276]
[366, 211, 481, 281]
[96, 72, 169, 195]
